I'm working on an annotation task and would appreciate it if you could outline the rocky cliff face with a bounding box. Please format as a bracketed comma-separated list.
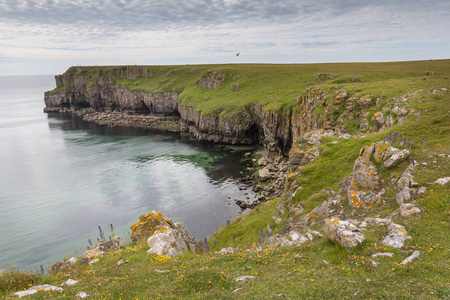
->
[44, 67, 370, 158]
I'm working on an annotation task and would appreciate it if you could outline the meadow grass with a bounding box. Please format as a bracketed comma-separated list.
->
[4, 60, 448, 298]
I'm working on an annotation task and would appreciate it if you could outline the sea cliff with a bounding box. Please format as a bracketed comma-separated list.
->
[43, 64, 382, 158]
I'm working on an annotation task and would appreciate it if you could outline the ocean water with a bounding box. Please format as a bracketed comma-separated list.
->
[0, 75, 257, 271]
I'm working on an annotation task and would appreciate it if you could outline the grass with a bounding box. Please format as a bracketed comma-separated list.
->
[48, 60, 450, 117]
[3, 60, 449, 298]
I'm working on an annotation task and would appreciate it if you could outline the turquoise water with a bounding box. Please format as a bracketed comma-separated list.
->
[0, 75, 257, 271]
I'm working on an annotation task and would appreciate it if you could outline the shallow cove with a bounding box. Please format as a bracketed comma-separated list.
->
[0, 75, 257, 271]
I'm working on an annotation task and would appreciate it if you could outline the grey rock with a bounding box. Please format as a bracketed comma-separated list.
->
[14, 285, 63, 298]
[433, 177, 450, 185]
[61, 279, 78, 286]
[324, 217, 365, 248]
[371, 252, 394, 258]
[399, 251, 420, 265]
[399, 203, 421, 218]
[382, 222, 411, 249]
[235, 276, 255, 281]
[258, 168, 271, 182]
[76, 292, 89, 298]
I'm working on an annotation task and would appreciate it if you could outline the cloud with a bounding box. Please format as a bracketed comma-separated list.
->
[0, 0, 449, 74]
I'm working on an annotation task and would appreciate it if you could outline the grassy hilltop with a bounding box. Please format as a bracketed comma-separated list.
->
[2, 60, 449, 299]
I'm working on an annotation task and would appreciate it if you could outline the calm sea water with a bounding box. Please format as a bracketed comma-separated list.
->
[0, 75, 257, 271]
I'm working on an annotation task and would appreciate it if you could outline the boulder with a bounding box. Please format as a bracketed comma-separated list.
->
[324, 218, 365, 248]
[357, 96, 372, 110]
[384, 149, 410, 168]
[371, 112, 385, 128]
[83, 248, 106, 260]
[396, 187, 412, 205]
[94, 236, 124, 251]
[50, 257, 77, 273]
[135, 212, 202, 257]
[399, 203, 421, 218]
[61, 279, 78, 287]
[382, 222, 411, 248]
[131, 211, 176, 242]
[258, 168, 271, 182]
[80, 236, 124, 264]
[383, 115, 394, 129]
[257, 157, 268, 166]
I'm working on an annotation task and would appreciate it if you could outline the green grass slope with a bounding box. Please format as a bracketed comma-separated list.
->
[2, 60, 449, 299]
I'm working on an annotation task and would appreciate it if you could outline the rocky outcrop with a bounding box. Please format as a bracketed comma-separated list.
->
[81, 236, 124, 264]
[130, 211, 203, 257]
[197, 70, 226, 89]
[341, 141, 410, 208]
[50, 257, 77, 274]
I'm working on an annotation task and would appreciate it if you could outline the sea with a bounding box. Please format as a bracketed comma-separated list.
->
[0, 75, 257, 271]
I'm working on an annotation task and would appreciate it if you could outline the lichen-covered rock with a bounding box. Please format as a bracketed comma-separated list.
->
[50, 257, 77, 273]
[384, 149, 410, 168]
[399, 203, 421, 218]
[324, 218, 365, 248]
[131, 211, 175, 242]
[344, 141, 411, 208]
[371, 112, 385, 128]
[147, 226, 189, 257]
[133, 211, 203, 257]
[396, 187, 412, 205]
[83, 248, 106, 260]
[357, 96, 372, 110]
[95, 236, 125, 251]
[382, 222, 411, 248]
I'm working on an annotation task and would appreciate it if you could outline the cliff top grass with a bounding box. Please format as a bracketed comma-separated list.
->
[51, 60, 450, 115]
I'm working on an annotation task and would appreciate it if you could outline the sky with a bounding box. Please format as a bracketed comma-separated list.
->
[0, 0, 449, 75]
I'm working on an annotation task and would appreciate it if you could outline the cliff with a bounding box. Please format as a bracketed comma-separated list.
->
[44, 64, 402, 157]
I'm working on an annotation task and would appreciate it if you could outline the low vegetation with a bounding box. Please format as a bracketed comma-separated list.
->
[3, 60, 449, 298]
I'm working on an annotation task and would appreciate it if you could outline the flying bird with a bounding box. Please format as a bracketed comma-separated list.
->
[235, 53, 240, 56]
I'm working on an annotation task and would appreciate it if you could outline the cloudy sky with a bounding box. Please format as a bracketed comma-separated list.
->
[1, 0, 449, 75]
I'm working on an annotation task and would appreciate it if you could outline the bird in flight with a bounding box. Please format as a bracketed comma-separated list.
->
[235, 53, 240, 56]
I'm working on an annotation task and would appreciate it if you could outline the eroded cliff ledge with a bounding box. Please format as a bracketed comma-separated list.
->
[44, 65, 397, 158]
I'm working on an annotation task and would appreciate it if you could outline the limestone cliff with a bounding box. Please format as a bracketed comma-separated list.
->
[43, 66, 381, 158]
